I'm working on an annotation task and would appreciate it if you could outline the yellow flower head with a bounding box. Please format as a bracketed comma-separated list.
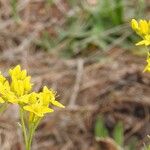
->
[0, 65, 65, 119]
[9, 65, 27, 80]
[0, 73, 12, 103]
[24, 104, 54, 117]
[131, 19, 138, 30]
[0, 65, 33, 104]
[131, 19, 150, 37]
[23, 86, 64, 118]
[42, 86, 65, 108]
[0, 80, 17, 104]
[9, 65, 33, 96]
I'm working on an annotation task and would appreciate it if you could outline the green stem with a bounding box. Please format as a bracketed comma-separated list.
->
[27, 124, 34, 150]
[27, 118, 40, 150]
[20, 108, 28, 150]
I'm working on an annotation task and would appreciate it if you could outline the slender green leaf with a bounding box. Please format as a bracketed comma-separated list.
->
[113, 121, 124, 146]
[94, 116, 109, 138]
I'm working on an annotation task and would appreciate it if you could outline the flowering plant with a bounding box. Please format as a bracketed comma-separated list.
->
[0, 65, 64, 150]
[131, 19, 150, 149]
[131, 19, 150, 72]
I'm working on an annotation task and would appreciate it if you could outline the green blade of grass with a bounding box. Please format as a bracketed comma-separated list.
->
[113, 121, 124, 146]
[94, 116, 109, 138]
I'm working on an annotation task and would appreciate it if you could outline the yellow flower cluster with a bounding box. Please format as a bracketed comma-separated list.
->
[131, 19, 150, 46]
[24, 86, 64, 118]
[0, 65, 64, 118]
[131, 19, 150, 35]
[131, 19, 150, 72]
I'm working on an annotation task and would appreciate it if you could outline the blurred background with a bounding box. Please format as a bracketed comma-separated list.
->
[0, 0, 150, 149]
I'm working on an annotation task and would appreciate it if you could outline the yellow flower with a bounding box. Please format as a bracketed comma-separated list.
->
[17, 94, 30, 104]
[24, 104, 54, 117]
[41, 86, 65, 108]
[0, 75, 10, 103]
[23, 86, 64, 117]
[9, 65, 32, 96]
[131, 19, 139, 31]
[9, 65, 27, 80]
[28, 92, 38, 104]
[136, 34, 150, 46]
[131, 19, 150, 37]
[139, 20, 149, 35]
[0, 65, 33, 104]
[0, 65, 65, 118]
[0, 80, 17, 104]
